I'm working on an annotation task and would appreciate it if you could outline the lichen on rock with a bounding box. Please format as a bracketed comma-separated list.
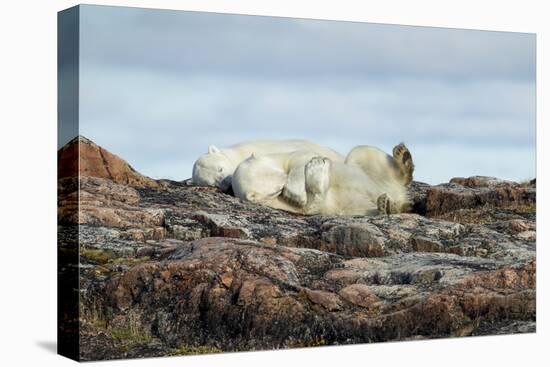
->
[58, 137, 536, 360]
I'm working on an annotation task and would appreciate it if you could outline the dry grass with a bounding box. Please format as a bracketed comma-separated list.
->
[167, 345, 223, 356]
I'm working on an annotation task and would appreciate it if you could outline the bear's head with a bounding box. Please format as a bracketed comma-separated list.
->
[192, 145, 234, 192]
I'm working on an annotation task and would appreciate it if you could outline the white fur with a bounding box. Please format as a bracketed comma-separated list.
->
[232, 144, 412, 216]
[232, 150, 321, 211]
[192, 140, 344, 191]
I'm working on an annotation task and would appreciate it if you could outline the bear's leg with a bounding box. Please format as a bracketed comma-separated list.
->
[377, 193, 390, 215]
[282, 167, 308, 207]
[377, 193, 403, 215]
[377, 193, 412, 215]
[304, 157, 331, 214]
[392, 143, 414, 185]
[232, 154, 288, 204]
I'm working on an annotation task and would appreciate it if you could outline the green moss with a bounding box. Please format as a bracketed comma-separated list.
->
[80, 247, 151, 267]
[80, 248, 113, 265]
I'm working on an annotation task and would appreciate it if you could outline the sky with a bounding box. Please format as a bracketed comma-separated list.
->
[67, 4, 535, 184]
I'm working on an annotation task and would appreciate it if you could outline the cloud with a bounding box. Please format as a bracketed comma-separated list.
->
[76, 5, 536, 184]
[79, 68, 535, 183]
[79, 5, 535, 81]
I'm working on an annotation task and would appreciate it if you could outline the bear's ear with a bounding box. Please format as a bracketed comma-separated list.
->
[208, 145, 220, 154]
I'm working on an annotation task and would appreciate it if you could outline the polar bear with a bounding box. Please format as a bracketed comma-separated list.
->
[232, 150, 323, 212]
[232, 143, 414, 215]
[192, 140, 344, 192]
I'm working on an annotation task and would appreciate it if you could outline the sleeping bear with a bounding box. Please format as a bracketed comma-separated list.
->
[232, 143, 414, 215]
[192, 140, 344, 192]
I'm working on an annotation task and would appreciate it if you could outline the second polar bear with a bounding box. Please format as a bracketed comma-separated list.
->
[232, 143, 414, 215]
[192, 140, 344, 192]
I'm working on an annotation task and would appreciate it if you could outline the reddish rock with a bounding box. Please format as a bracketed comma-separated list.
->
[411, 236, 444, 253]
[58, 136, 159, 188]
[58, 176, 165, 230]
[338, 284, 380, 309]
[304, 289, 343, 311]
[87, 238, 535, 353]
[426, 179, 535, 216]
[449, 176, 514, 187]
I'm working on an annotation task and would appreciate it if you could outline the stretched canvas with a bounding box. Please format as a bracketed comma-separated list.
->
[58, 4, 536, 361]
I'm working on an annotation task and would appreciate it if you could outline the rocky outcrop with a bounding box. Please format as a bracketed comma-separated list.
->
[58, 137, 536, 360]
[423, 176, 535, 216]
[58, 136, 159, 188]
[97, 238, 534, 350]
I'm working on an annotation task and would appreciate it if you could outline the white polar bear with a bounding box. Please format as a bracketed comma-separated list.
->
[192, 140, 344, 192]
[232, 143, 414, 215]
